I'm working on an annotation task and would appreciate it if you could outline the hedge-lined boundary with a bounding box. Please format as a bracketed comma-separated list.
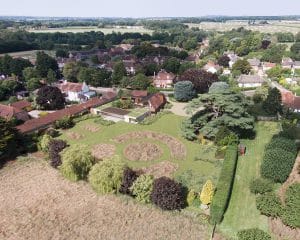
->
[210, 144, 238, 224]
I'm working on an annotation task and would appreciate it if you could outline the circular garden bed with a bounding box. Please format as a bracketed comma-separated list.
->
[124, 142, 163, 161]
[91, 144, 116, 160]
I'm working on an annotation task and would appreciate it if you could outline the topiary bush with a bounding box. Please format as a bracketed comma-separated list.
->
[130, 174, 154, 203]
[210, 145, 238, 224]
[249, 178, 274, 195]
[119, 167, 139, 195]
[237, 228, 271, 240]
[261, 149, 296, 183]
[256, 192, 282, 217]
[281, 183, 300, 228]
[60, 144, 94, 181]
[151, 177, 185, 210]
[200, 180, 215, 205]
[88, 157, 125, 194]
[48, 139, 67, 168]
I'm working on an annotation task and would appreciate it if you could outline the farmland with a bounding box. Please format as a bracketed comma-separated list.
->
[186, 20, 300, 34]
[27, 26, 153, 34]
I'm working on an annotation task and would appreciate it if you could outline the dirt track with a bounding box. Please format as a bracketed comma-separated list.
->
[0, 158, 209, 240]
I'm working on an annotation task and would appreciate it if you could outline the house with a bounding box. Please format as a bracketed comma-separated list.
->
[118, 44, 134, 52]
[225, 52, 239, 68]
[293, 61, 300, 70]
[130, 90, 148, 105]
[247, 58, 261, 72]
[58, 81, 96, 102]
[282, 57, 294, 69]
[203, 61, 221, 74]
[0, 104, 30, 122]
[262, 62, 276, 72]
[237, 75, 265, 88]
[153, 70, 176, 89]
[148, 93, 167, 113]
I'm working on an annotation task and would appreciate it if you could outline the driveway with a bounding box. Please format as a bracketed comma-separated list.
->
[167, 98, 189, 117]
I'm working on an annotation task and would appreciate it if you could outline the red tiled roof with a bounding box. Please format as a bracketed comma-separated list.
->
[148, 93, 166, 112]
[0, 104, 23, 119]
[59, 82, 83, 93]
[11, 100, 31, 110]
[17, 94, 117, 134]
[131, 90, 148, 98]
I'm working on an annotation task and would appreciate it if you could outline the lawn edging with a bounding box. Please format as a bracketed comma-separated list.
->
[210, 144, 238, 224]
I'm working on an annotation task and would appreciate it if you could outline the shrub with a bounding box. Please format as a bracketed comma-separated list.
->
[261, 149, 296, 183]
[210, 145, 238, 224]
[249, 178, 274, 194]
[39, 134, 53, 152]
[130, 174, 154, 203]
[48, 139, 67, 168]
[237, 228, 271, 240]
[186, 189, 197, 206]
[151, 177, 185, 210]
[175, 170, 206, 192]
[281, 183, 300, 228]
[54, 116, 74, 129]
[88, 157, 125, 194]
[45, 128, 59, 137]
[208, 82, 230, 94]
[256, 192, 282, 217]
[119, 167, 139, 195]
[265, 136, 297, 154]
[200, 180, 215, 205]
[60, 144, 94, 181]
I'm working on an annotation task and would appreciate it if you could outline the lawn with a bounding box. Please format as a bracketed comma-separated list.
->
[59, 113, 222, 189]
[219, 121, 280, 238]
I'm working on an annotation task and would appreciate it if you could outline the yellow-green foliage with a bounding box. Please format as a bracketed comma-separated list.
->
[200, 180, 215, 205]
[60, 144, 94, 181]
[187, 189, 197, 206]
[39, 134, 53, 152]
[130, 174, 154, 203]
[88, 156, 126, 194]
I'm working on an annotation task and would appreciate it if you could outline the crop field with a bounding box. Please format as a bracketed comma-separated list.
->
[0, 157, 211, 240]
[186, 20, 300, 34]
[0, 50, 55, 60]
[27, 26, 153, 34]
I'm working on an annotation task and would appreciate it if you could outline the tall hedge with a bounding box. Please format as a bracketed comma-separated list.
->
[210, 145, 238, 224]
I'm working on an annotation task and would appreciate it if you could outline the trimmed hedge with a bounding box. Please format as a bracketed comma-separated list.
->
[256, 192, 282, 217]
[237, 228, 271, 240]
[249, 178, 274, 195]
[210, 145, 238, 224]
[265, 136, 297, 154]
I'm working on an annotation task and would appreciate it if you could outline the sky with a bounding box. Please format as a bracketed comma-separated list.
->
[0, 0, 299, 18]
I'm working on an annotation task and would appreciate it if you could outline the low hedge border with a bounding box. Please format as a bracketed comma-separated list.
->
[210, 144, 238, 224]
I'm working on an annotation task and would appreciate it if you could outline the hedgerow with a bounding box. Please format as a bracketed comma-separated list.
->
[210, 145, 238, 224]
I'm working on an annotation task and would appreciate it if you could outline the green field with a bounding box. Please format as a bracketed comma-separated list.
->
[0, 50, 55, 59]
[186, 20, 300, 34]
[219, 121, 279, 238]
[28, 26, 153, 34]
[58, 114, 221, 186]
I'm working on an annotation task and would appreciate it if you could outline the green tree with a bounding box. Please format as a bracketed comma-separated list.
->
[261, 45, 285, 63]
[46, 69, 57, 84]
[163, 57, 181, 74]
[174, 81, 196, 102]
[0, 118, 18, 162]
[262, 87, 282, 115]
[232, 59, 251, 75]
[130, 73, 151, 90]
[36, 51, 58, 78]
[130, 174, 154, 203]
[237, 228, 271, 240]
[112, 61, 126, 85]
[26, 77, 41, 91]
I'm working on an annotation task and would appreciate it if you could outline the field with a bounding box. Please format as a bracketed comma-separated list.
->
[0, 50, 55, 60]
[219, 122, 280, 238]
[59, 114, 222, 187]
[27, 26, 153, 34]
[186, 20, 300, 34]
[0, 157, 210, 240]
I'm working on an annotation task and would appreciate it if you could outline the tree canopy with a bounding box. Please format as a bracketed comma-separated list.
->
[36, 86, 65, 110]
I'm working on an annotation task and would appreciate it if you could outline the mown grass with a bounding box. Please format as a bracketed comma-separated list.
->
[59, 113, 221, 183]
[219, 121, 280, 238]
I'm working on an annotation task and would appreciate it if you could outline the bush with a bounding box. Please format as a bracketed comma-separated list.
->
[256, 192, 282, 217]
[45, 128, 59, 137]
[261, 149, 296, 183]
[48, 139, 67, 168]
[130, 174, 154, 203]
[88, 157, 125, 194]
[93, 116, 115, 126]
[54, 116, 74, 129]
[200, 180, 215, 205]
[39, 134, 53, 152]
[151, 177, 185, 210]
[281, 183, 300, 228]
[210, 145, 238, 224]
[119, 167, 139, 195]
[175, 170, 206, 192]
[186, 189, 197, 206]
[265, 136, 297, 155]
[237, 228, 271, 240]
[60, 144, 94, 181]
[249, 178, 274, 194]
